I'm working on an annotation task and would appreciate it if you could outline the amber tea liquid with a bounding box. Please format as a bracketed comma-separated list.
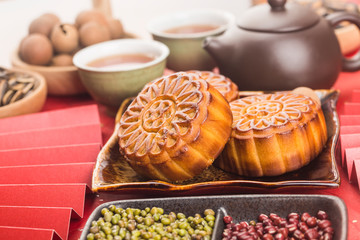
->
[87, 54, 155, 69]
[164, 24, 220, 34]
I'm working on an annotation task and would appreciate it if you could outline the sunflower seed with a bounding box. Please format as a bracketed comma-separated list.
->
[0, 80, 7, 107]
[16, 76, 35, 84]
[7, 76, 17, 87]
[22, 82, 34, 95]
[9, 90, 24, 104]
[11, 82, 26, 91]
[2, 89, 15, 105]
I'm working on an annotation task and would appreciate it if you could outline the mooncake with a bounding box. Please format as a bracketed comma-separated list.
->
[215, 92, 327, 177]
[118, 72, 232, 181]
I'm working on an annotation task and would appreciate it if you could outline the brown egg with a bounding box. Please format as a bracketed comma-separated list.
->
[51, 54, 74, 66]
[50, 24, 79, 53]
[79, 21, 111, 47]
[75, 10, 108, 28]
[29, 13, 60, 37]
[107, 18, 125, 39]
[19, 33, 53, 65]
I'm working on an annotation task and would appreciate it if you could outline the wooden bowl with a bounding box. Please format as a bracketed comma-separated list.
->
[11, 50, 87, 96]
[0, 68, 47, 119]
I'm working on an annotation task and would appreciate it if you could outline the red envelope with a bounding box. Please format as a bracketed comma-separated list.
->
[352, 89, 360, 102]
[340, 115, 360, 126]
[0, 184, 87, 218]
[0, 163, 94, 186]
[350, 159, 360, 188]
[0, 104, 100, 134]
[343, 102, 360, 115]
[344, 147, 360, 180]
[340, 133, 360, 166]
[0, 226, 61, 240]
[0, 124, 102, 150]
[0, 143, 101, 167]
[0, 206, 71, 240]
[340, 125, 360, 135]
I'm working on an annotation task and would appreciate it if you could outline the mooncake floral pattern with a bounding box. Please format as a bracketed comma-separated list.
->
[187, 70, 238, 101]
[231, 93, 314, 131]
[118, 72, 204, 156]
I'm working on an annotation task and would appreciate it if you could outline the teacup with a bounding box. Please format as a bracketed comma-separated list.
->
[73, 39, 169, 114]
[147, 9, 234, 71]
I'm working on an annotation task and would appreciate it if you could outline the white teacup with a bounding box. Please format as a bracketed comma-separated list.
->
[147, 9, 234, 71]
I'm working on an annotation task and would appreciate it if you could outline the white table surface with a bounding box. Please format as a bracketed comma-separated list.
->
[0, 0, 251, 68]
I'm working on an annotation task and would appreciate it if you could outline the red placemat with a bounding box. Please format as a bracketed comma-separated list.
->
[0, 143, 100, 167]
[0, 184, 88, 218]
[0, 206, 72, 240]
[0, 163, 94, 186]
[0, 103, 103, 239]
[0, 226, 61, 240]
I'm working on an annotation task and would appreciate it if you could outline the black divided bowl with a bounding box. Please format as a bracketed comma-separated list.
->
[80, 194, 347, 240]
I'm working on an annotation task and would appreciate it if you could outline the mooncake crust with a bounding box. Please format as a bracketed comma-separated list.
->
[187, 70, 238, 102]
[118, 72, 233, 182]
[215, 92, 328, 177]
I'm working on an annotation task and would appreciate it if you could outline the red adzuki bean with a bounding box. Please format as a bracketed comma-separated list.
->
[277, 227, 288, 238]
[262, 233, 274, 240]
[317, 210, 328, 220]
[269, 213, 279, 221]
[222, 210, 334, 240]
[293, 229, 304, 240]
[258, 214, 269, 222]
[298, 221, 309, 233]
[306, 216, 317, 228]
[224, 215, 233, 224]
[318, 219, 332, 229]
[301, 212, 311, 222]
[288, 213, 300, 220]
[305, 228, 319, 239]
[324, 226, 334, 234]
[274, 232, 285, 240]
[323, 232, 334, 240]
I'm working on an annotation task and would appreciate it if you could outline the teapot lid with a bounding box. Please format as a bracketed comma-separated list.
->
[237, 0, 319, 33]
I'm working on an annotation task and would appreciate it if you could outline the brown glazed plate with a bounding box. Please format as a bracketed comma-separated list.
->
[80, 194, 347, 240]
[92, 89, 340, 194]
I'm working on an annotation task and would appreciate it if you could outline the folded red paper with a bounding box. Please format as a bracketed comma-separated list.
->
[343, 102, 360, 115]
[0, 206, 71, 240]
[350, 159, 360, 188]
[0, 104, 100, 134]
[0, 226, 61, 240]
[340, 133, 360, 166]
[340, 115, 360, 126]
[352, 89, 360, 102]
[0, 124, 102, 150]
[344, 147, 360, 180]
[0, 143, 100, 167]
[0, 163, 94, 186]
[0, 184, 87, 218]
[340, 125, 360, 135]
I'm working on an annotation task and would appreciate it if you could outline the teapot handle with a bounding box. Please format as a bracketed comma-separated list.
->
[326, 12, 360, 72]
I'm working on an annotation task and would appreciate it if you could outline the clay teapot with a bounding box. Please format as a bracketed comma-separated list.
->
[203, 0, 360, 91]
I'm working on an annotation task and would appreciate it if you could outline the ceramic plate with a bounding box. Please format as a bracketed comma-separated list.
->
[92, 90, 340, 194]
[80, 194, 347, 240]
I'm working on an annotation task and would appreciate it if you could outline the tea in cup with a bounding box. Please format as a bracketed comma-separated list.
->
[147, 9, 234, 71]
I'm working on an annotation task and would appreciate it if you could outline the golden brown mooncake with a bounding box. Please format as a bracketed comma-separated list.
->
[215, 92, 328, 177]
[118, 72, 233, 182]
[187, 70, 238, 102]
